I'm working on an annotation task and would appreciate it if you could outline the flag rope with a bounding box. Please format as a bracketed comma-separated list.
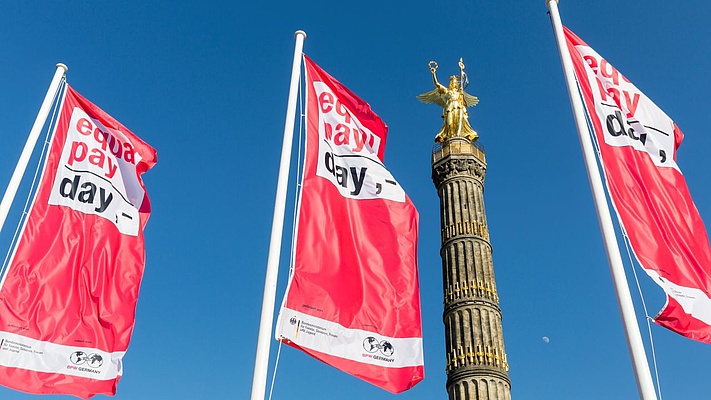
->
[288, 55, 307, 281]
[267, 340, 284, 400]
[269, 54, 306, 400]
[0, 78, 66, 281]
[622, 235, 664, 400]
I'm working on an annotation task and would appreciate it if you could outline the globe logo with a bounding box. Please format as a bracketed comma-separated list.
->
[87, 354, 104, 368]
[362, 336, 395, 356]
[69, 351, 103, 368]
[70, 351, 87, 365]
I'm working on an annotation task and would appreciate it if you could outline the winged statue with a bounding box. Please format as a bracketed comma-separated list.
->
[417, 58, 479, 143]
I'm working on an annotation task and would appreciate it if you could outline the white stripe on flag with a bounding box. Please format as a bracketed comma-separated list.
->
[0, 331, 124, 380]
[277, 309, 423, 368]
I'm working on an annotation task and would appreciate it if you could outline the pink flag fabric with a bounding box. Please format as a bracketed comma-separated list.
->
[276, 56, 423, 393]
[565, 27, 711, 343]
[0, 85, 156, 398]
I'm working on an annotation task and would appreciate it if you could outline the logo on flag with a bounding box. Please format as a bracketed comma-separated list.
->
[275, 56, 423, 393]
[363, 337, 394, 357]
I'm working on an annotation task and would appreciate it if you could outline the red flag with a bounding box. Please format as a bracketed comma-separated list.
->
[565, 27, 711, 343]
[275, 56, 423, 393]
[0, 85, 156, 397]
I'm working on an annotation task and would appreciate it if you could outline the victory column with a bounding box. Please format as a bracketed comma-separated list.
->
[419, 59, 512, 400]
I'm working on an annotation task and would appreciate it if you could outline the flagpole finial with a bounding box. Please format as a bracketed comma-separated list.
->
[545, 0, 558, 7]
[295, 30, 307, 39]
[55, 63, 68, 74]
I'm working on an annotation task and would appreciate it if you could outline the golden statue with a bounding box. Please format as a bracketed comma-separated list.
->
[417, 58, 479, 143]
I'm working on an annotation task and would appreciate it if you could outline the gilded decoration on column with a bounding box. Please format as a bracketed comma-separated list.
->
[418, 58, 479, 143]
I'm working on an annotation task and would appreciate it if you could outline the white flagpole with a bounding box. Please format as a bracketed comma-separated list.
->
[0, 63, 68, 235]
[250, 30, 306, 400]
[545, 1, 657, 399]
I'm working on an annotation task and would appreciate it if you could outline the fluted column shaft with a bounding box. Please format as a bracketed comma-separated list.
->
[432, 138, 511, 400]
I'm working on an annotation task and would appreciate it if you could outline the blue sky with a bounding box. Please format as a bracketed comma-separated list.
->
[1, 1, 711, 399]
